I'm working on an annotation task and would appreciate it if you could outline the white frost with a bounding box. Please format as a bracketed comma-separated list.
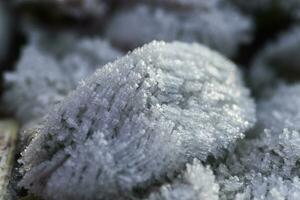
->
[2, 38, 121, 124]
[106, 3, 252, 57]
[216, 84, 300, 200]
[19, 41, 255, 200]
[147, 159, 219, 200]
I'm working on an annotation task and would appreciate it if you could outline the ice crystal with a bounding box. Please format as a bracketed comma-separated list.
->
[106, 3, 251, 57]
[147, 159, 219, 200]
[215, 84, 300, 200]
[2, 38, 121, 124]
[19, 41, 255, 200]
[218, 172, 300, 200]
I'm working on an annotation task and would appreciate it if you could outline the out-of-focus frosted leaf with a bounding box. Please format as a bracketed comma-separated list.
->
[2, 38, 122, 124]
[257, 84, 300, 132]
[105, 3, 252, 57]
[250, 27, 300, 97]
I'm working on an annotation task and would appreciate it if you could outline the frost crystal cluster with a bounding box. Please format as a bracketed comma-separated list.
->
[19, 41, 255, 200]
[106, 1, 251, 57]
[147, 159, 219, 200]
[2, 38, 121, 124]
[250, 27, 300, 97]
[215, 84, 300, 199]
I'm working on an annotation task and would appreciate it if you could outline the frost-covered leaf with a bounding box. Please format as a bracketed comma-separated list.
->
[19, 41, 255, 200]
[105, 3, 252, 57]
[2, 38, 121, 124]
[3, 45, 71, 123]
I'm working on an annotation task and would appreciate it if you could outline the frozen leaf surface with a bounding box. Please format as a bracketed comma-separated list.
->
[19, 41, 255, 200]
